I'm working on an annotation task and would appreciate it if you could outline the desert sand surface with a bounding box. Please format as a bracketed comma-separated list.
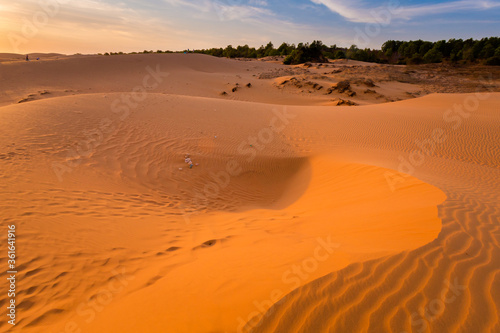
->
[0, 53, 499, 333]
[0, 53, 68, 64]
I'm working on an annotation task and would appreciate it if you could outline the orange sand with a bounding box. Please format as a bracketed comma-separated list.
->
[0, 53, 498, 333]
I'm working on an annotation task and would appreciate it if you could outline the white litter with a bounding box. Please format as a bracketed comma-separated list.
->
[185, 154, 194, 169]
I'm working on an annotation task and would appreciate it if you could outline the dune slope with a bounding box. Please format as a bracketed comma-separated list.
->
[0, 54, 498, 333]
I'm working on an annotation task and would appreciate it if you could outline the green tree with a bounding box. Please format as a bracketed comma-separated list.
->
[264, 42, 275, 57]
[223, 45, 237, 58]
[423, 48, 443, 63]
[495, 46, 500, 57]
[277, 42, 294, 56]
[283, 41, 326, 65]
[419, 41, 433, 56]
[346, 44, 358, 59]
[480, 43, 495, 59]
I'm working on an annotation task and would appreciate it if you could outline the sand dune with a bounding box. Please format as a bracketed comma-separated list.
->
[0, 54, 498, 333]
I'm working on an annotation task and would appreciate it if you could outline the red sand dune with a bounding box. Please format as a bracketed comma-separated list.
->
[0, 53, 498, 333]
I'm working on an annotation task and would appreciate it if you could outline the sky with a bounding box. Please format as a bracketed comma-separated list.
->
[1, 0, 499, 54]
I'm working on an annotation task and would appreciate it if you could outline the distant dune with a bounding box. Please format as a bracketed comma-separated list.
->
[0, 53, 498, 333]
[0, 53, 67, 63]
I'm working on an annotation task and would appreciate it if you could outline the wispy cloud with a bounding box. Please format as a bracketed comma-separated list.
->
[161, 0, 272, 21]
[213, 4, 273, 21]
[311, 0, 500, 23]
[1, 0, 497, 54]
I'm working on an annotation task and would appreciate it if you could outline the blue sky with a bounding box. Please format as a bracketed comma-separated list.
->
[1, 0, 499, 54]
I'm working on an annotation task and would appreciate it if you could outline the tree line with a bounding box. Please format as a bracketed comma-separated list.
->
[191, 37, 500, 66]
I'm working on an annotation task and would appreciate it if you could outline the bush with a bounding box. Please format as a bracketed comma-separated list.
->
[268, 49, 280, 57]
[495, 46, 500, 57]
[407, 54, 424, 65]
[223, 45, 237, 58]
[485, 56, 500, 66]
[334, 50, 346, 59]
[283, 52, 297, 65]
[423, 48, 443, 63]
[277, 42, 294, 56]
[282, 41, 327, 65]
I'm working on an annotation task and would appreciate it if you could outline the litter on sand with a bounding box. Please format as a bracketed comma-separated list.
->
[184, 154, 196, 169]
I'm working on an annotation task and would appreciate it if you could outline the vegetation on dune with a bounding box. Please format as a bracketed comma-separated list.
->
[191, 41, 291, 59]
[382, 37, 500, 66]
[282, 41, 328, 65]
[100, 37, 500, 66]
[196, 37, 500, 66]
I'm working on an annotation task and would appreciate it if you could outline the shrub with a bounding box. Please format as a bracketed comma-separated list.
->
[283, 53, 295, 65]
[282, 41, 327, 65]
[268, 49, 280, 57]
[334, 50, 346, 59]
[423, 48, 443, 63]
[407, 54, 424, 65]
[485, 56, 500, 66]
[223, 45, 237, 58]
[495, 46, 500, 57]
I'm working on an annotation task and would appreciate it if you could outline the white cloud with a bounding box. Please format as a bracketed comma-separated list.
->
[161, 0, 272, 21]
[311, 0, 500, 23]
[212, 4, 273, 21]
[249, 0, 268, 6]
